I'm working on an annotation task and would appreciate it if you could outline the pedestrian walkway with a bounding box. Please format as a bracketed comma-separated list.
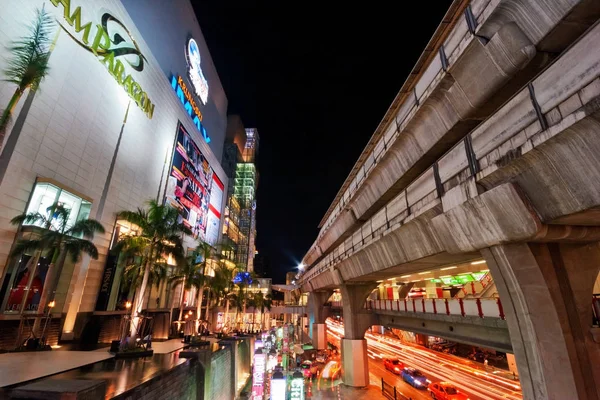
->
[0, 351, 114, 387]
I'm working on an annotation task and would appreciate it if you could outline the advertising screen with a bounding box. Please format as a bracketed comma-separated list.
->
[165, 122, 222, 244]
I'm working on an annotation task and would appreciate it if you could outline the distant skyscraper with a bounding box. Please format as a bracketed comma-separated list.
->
[235, 128, 259, 271]
[221, 119, 259, 272]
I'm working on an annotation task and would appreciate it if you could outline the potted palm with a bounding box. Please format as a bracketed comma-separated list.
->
[10, 202, 104, 347]
[168, 241, 212, 338]
[112, 200, 190, 353]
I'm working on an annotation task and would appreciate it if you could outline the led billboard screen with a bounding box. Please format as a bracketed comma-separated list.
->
[165, 122, 223, 244]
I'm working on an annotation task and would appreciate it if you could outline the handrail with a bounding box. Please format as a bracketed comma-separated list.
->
[365, 298, 505, 320]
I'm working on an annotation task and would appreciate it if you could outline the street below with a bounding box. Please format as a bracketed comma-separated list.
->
[326, 319, 523, 400]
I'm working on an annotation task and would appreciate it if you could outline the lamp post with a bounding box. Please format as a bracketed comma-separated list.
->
[270, 370, 286, 400]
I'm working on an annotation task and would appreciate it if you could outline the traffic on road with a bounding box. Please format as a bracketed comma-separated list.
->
[325, 319, 523, 400]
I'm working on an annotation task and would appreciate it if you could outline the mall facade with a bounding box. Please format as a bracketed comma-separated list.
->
[0, 0, 229, 345]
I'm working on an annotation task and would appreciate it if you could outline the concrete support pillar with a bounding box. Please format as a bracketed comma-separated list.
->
[307, 290, 332, 347]
[397, 282, 414, 299]
[339, 283, 378, 387]
[313, 323, 327, 350]
[341, 338, 369, 387]
[425, 280, 438, 299]
[483, 242, 600, 400]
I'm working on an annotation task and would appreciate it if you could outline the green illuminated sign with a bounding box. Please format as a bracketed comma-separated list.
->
[471, 271, 486, 281]
[51, 0, 155, 118]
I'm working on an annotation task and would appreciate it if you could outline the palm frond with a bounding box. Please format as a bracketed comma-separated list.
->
[10, 238, 46, 257]
[64, 238, 99, 263]
[4, 8, 54, 89]
[116, 209, 148, 229]
[10, 211, 47, 226]
[66, 218, 105, 237]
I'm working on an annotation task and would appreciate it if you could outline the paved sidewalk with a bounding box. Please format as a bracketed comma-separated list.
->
[0, 351, 113, 387]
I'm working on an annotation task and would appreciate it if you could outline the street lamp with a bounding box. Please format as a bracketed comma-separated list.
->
[297, 263, 304, 271]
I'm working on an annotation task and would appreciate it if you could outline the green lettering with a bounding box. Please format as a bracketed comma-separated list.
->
[101, 51, 114, 73]
[145, 101, 155, 119]
[90, 24, 110, 55]
[64, 7, 93, 44]
[50, 0, 71, 13]
[131, 82, 142, 104]
[139, 92, 148, 108]
[111, 60, 125, 84]
[122, 75, 133, 96]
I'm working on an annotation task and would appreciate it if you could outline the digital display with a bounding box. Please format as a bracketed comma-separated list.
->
[165, 122, 222, 244]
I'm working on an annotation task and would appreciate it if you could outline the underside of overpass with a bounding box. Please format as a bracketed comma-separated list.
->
[374, 310, 511, 353]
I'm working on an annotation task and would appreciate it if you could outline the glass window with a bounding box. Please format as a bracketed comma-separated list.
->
[1, 181, 93, 313]
[23, 182, 91, 231]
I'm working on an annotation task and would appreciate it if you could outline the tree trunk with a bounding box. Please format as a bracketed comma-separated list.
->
[204, 288, 211, 323]
[195, 285, 204, 335]
[0, 87, 24, 149]
[17, 251, 42, 315]
[130, 259, 150, 339]
[177, 277, 186, 323]
[222, 296, 230, 333]
[33, 250, 68, 333]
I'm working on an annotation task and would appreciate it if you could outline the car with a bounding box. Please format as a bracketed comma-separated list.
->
[401, 367, 429, 388]
[383, 358, 404, 374]
[316, 352, 329, 363]
[321, 360, 341, 380]
[300, 360, 318, 378]
[428, 382, 470, 400]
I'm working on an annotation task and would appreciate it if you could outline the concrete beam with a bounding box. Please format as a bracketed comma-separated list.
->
[374, 310, 511, 353]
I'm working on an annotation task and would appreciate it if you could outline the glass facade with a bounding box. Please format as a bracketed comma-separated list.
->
[0, 181, 92, 313]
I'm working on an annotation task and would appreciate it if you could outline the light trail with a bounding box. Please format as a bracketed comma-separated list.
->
[326, 319, 522, 400]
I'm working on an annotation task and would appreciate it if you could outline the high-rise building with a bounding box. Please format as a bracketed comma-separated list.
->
[221, 116, 247, 264]
[234, 128, 259, 271]
[0, 0, 229, 344]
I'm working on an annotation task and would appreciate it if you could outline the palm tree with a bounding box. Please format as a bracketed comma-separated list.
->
[232, 270, 256, 330]
[0, 8, 54, 148]
[254, 292, 273, 331]
[168, 242, 212, 334]
[114, 200, 191, 339]
[10, 202, 104, 325]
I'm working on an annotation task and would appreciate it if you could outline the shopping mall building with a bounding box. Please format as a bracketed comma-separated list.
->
[0, 0, 229, 346]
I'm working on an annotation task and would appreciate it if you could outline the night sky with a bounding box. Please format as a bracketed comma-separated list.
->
[193, 2, 453, 283]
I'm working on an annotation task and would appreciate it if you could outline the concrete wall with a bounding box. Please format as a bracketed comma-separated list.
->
[112, 359, 202, 400]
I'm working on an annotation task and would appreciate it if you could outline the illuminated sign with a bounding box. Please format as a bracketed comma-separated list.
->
[290, 376, 304, 400]
[51, 0, 155, 118]
[440, 274, 476, 285]
[186, 38, 209, 105]
[270, 376, 286, 400]
[252, 353, 265, 400]
[171, 75, 210, 143]
[164, 122, 222, 244]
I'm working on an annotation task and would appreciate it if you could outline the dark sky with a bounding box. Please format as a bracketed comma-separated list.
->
[193, 2, 453, 283]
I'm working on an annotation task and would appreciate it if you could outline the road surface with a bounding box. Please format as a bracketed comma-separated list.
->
[326, 319, 522, 400]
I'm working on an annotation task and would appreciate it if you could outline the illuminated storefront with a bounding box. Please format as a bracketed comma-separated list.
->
[0, 0, 228, 343]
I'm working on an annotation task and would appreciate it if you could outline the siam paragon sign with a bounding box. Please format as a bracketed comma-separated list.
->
[51, 0, 155, 119]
